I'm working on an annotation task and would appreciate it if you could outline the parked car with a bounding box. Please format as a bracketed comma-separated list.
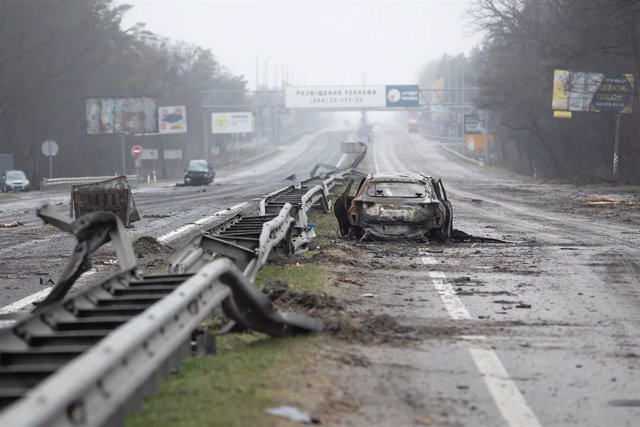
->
[1, 170, 30, 192]
[335, 172, 453, 241]
[184, 159, 214, 186]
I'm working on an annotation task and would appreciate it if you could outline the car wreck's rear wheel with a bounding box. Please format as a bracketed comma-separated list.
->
[349, 225, 363, 240]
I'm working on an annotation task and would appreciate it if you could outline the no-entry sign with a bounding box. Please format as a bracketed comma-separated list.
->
[131, 145, 143, 158]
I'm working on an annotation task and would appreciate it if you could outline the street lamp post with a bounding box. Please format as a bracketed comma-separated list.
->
[263, 57, 271, 89]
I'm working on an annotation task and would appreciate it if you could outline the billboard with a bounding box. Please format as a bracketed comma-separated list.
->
[86, 97, 158, 134]
[286, 85, 386, 109]
[211, 112, 253, 134]
[385, 85, 419, 107]
[159, 105, 187, 134]
[552, 70, 634, 114]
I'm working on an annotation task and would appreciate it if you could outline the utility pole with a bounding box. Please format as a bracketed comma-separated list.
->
[483, 110, 490, 167]
[613, 113, 621, 175]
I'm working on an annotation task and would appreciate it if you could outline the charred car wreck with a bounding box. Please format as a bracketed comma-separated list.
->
[335, 172, 453, 241]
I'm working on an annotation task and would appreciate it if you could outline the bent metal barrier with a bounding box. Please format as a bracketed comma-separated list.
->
[168, 205, 296, 281]
[0, 205, 321, 427]
[0, 147, 369, 426]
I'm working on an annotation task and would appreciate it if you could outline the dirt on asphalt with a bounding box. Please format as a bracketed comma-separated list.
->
[248, 173, 640, 426]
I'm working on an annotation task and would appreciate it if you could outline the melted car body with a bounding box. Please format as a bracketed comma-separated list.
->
[336, 172, 453, 241]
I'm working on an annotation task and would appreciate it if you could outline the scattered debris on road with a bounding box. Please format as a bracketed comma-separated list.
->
[0, 221, 23, 228]
[265, 405, 320, 424]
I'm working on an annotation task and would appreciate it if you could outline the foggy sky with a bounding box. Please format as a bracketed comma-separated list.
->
[120, 0, 480, 89]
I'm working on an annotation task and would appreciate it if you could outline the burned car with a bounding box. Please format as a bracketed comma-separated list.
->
[335, 172, 453, 241]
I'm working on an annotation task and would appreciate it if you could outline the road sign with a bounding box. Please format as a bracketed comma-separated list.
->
[141, 148, 158, 160]
[385, 85, 419, 108]
[131, 145, 143, 158]
[464, 115, 481, 134]
[41, 140, 59, 157]
[42, 140, 59, 179]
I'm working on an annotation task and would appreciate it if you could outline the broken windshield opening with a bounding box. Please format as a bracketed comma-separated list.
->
[366, 182, 427, 198]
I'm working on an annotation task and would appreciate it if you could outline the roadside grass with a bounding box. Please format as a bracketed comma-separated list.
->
[256, 262, 327, 294]
[126, 333, 331, 427]
[126, 208, 340, 427]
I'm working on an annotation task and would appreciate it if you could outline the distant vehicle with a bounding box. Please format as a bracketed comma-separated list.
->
[335, 172, 453, 241]
[407, 119, 418, 133]
[1, 170, 30, 192]
[183, 159, 214, 186]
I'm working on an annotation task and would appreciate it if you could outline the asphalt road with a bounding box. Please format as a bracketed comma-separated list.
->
[0, 129, 346, 322]
[334, 123, 640, 426]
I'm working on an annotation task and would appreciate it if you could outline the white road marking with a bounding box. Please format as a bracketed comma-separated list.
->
[372, 141, 380, 173]
[157, 202, 247, 243]
[428, 271, 471, 319]
[426, 271, 542, 427]
[0, 269, 97, 319]
[0, 287, 53, 315]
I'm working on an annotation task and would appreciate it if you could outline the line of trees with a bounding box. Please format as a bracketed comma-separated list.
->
[421, 0, 640, 182]
[0, 0, 245, 181]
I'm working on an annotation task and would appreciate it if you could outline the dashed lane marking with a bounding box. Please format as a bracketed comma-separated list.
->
[427, 270, 542, 427]
[0, 269, 97, 320]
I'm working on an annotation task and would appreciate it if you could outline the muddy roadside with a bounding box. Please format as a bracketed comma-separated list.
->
[126, 169, 640, 427]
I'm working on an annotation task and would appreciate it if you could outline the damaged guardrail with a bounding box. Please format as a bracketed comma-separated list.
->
[0, 204, 321, 426]
[259, 184, 332, 252]
[40, 175, 140, 193]
[168, 204, 295, 281]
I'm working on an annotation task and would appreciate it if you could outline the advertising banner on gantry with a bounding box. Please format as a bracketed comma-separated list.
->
[552, 69, 634, 114]
[285, 85, 420, 109]
[285, 86, 386, 109]
[385, 85, 420, 108]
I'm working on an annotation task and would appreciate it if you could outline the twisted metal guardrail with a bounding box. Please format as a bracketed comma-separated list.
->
[259, 184, 332, 252]
[0, 141, 365, 425]
[167, 204, 295, 280]
[0, 204, 321, 426]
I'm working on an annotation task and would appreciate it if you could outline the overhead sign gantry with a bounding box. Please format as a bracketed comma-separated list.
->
[285, 85, 420, 110]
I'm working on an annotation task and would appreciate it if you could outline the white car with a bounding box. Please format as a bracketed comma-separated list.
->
[1, 170, 30, 192]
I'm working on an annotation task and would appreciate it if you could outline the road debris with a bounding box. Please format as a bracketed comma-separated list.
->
[0, 221, 23, 228]
[143, 214, 170, 219]
[360, 293, 378, 298]
[265, 405, 320, 424]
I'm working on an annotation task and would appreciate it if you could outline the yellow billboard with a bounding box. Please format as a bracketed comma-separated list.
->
[552, 69, 634, 114]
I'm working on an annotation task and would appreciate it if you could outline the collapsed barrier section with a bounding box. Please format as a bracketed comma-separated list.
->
[168, 204, 296, 281]
[0, 140, 370, 425]
[0, 206, 321, 427]
[259, 182, 332, 252]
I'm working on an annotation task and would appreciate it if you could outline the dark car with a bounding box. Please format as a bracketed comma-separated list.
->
[184, 159, 214, 186]
[335, 172, 453, 241]
[1, 170, 31, 192]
